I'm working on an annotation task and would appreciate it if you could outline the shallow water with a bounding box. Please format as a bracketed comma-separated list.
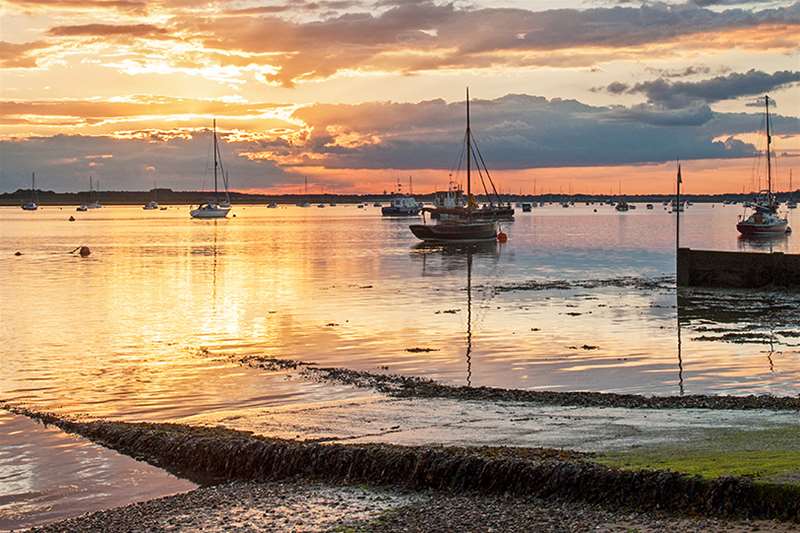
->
[2, 203, 799, 424]
[0, 410, 195, 530]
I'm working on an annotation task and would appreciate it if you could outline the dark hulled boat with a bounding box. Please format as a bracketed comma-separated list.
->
[410, 89, 499, 243]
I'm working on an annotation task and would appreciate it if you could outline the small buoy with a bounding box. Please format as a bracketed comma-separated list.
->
[14, 251, 22, 256]
[69, 216, 75, 221]
[593, 209, 597, 213]
[79, 246, 91, 257]
[497, 231, 508, 243]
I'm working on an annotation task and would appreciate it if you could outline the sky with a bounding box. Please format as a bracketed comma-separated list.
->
[0, 0, 799, 194]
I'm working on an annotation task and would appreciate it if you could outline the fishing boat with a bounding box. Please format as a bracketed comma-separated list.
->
[736, 95, 789, 236]
[191, 120, 231, 219]
[410, 89, 498, 242]
[382, 177, 421, 216]
[615, 200, 630, 212]
[21, 172, 38, 210]
[267, 202, 278, 208]
[521, 203, 532, 212]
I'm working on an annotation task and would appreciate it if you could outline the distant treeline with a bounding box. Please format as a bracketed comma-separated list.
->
[2, 187, 798, 206]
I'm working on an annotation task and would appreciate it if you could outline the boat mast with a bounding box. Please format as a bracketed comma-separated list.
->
[765, 95, 772, 201]
[466, 87, 471, 204]
[213, 119, 218, 202]
[31, 172, 35, 202]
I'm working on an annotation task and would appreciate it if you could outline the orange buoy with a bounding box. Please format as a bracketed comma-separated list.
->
[497, 231, 508, 243]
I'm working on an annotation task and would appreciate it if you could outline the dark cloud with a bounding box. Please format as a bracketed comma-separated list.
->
[628, 69, 800, 108]
[289, 93, 800, 170]
[0, 131, 287, 192]
[645, 65, 715, 78]
[2, 93, 798, 192]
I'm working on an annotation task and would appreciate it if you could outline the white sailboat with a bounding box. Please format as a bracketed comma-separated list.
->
[191, 119, 231, 219]
[21, 172, 38, 210]
[143, 181, 159, 210]
[736, 95, 789, 236]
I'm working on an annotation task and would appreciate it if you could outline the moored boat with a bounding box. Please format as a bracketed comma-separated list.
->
[382, 195, 420, 216]
[736, 95, 789, 236]
[21, 172, 38, 211]
[410, 89, 499, 243]
[191, 119, 232, 219]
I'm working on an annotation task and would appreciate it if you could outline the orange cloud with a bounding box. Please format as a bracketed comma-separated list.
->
[0, 40, 48, 68]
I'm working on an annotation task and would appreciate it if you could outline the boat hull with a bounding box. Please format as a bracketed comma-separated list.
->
[382, 207, 420, 216]
[191, 207, 231, 219]
[409, 222, 497, 242]
[21, 203, 38, 211]
[736, 221, 788, 236]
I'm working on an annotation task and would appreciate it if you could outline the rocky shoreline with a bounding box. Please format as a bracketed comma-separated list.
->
[240, 355, 800, 411]
[5, 404, 800, 523]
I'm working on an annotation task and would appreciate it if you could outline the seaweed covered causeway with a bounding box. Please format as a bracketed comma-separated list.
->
[8, 405, 800, 523]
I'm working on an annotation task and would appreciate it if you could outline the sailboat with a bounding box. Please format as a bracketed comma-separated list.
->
[191, 120, 231, 219]
[736, 95, 789, 236]
[296, 177, 311, 207]
[87, 177, 102, 209]
[143, 181, 159, 210]
[76, 176, 96, 211]
[21, 172, 38, 210]
[788, 170, 797, 209]
[410, 89, 498, 242]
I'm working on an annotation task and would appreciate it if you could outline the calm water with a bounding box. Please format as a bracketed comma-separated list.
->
[2, 203, 799, 422]
[2, 202, 799, 528]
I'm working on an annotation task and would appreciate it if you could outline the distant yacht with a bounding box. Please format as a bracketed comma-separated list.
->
[736, 95, 789, 236]
[267, 202, 278, 208]
[87, 176, 102, 209]
[143, 182, 159, 210]
[191, 119, 231, 219]
[615, 200, 630, 212]
[21, 172, 38, 211]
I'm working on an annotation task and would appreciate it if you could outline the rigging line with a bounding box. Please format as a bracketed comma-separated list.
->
[450, 129, 468, 177]
[471, 143, 491, 199]
[471, 131, 500, 201]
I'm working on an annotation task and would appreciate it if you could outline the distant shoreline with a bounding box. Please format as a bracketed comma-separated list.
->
[2, 189, 796, 206]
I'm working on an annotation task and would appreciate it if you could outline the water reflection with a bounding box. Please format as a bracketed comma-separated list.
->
[413, 241, 501, 386]
[677, 287, 800, 380]
[736, 233, 789, 253]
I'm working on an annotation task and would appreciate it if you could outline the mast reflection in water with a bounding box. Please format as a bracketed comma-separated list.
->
[414, 241, 501, 386]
